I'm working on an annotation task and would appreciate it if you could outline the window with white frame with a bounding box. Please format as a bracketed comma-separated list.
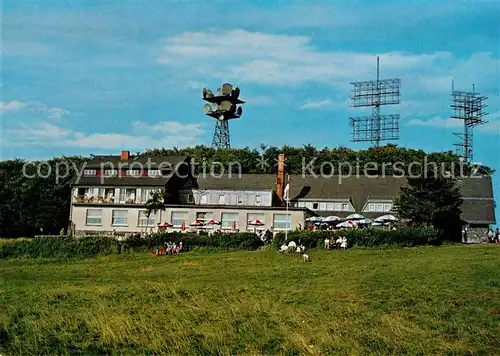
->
[319, 202, 327, 210]
[171, 211, 188, 227]
[86, 209, 102, 225]
[221, 212, 239, 229]
[138, 210, 155, 227]
[237, 195, 243, 204]
[187, 194, 194, 203]
[376, 203, 383, 212]
[218, 195, 225, 204]
[383, 203, 392, 212]
[273, 214, 291, 230]
[342, 203, 349, 211]
[200, 194, 208, 204]
[334, 203, 342, 211]
[126, 169, 141, 176]
[327, 203, 334, 211]
[247, 213, 265, 230]
[104, 169, 118, 177]
[141, 188, 155, 202]
[112, 210, 128, 226]
[196, 212, 213, 223]
[312, 203, 319, 209]
[84, 169, 96, 176]
[148, 169, 160, 176]
[119, 189, 127, 202]
[255, 195, 262, 205]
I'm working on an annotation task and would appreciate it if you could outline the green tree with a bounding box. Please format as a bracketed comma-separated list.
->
[395, 173, 463, 241]
[144, 189, 166, 233]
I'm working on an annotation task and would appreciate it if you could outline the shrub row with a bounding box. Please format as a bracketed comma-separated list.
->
[272, 227, 442, 249]
[127, 231, 264, 251]
[0, 235, 114, 259]
[0, 228, 440, 259]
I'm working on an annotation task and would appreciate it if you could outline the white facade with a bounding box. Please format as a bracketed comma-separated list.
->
[71, 205, 305, 235]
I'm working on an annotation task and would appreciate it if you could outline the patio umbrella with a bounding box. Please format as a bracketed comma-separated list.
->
[323, 215, 341, 222]
[158, 221, 171, 227]
[356, 218, 373, 224]
[181, 220, 186, 232]
[190, 220, 204, 227]
[336, 220, 358, 228]
[305, 216, 323, 222]
[248, 219, 264, 233]
[374, 214, 398, 222]
[232, 220, 237, 231]
[207, 219, 221, 233]
[345, 213, 365, 220]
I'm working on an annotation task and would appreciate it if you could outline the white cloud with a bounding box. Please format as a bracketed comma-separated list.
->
[1, 100, 27, 113]
[408, 112, 500, 136]
[300, 99, 335, 109]
[1, 100, 69, 120]
[407, 117, 463, 129]
[5, 121, 205, 149]
[157, 29, 499, 94]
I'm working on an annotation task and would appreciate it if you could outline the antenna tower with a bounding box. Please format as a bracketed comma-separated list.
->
[349, 56, 401, 146]
[451, 82, 488, 162]
[201, 83, 245, 149]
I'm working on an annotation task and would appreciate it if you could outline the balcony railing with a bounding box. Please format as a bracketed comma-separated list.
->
[72, 195, 146, 205]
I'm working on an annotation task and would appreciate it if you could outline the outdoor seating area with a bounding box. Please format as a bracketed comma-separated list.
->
[305, 213, 399, 230]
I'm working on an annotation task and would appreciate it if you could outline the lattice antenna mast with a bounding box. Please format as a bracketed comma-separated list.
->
[349, 56, 401, 146]
[202, 83, 245, 149]
[451, 81, 488, 162]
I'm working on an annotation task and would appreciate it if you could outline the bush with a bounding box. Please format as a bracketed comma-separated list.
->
[143, 232, 264, 251]
[272, 227, 442, 249]
[0, 235, 114, 259]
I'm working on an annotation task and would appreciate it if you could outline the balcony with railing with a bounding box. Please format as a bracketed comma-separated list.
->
[72, 188, 151, 205]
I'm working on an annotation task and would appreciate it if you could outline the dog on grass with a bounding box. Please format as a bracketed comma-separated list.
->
[302, 253, 311, 262]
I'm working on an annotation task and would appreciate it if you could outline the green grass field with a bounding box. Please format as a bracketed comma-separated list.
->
[1, 245, 499, 355]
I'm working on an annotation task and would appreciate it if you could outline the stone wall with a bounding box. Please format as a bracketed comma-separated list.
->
[464, 227, 489, 243]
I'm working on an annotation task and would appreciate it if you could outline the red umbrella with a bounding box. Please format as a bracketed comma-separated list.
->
[232, 220, 237, 231]
[248, 219, 264, 226]
[158, 222, 171, 227]
[181, 220, 186, 231]
[190, 220, 204, 227]
[207, 219, 221, 225]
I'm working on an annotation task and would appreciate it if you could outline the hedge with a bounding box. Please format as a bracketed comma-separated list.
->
[0, 232, 265, 259]
[272, 227, 442, 249]
[0, 235, 114, 259]
[130, 231, 264, 251]
[1, 228, 441, 259]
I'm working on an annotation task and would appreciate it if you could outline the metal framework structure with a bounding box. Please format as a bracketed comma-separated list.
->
[202, 83, 245, 149]
[451, 83, 488, 162]
[349, 56, 401, 146]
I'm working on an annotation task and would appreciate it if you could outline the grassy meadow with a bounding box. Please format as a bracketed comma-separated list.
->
[1, 245, 499, 355]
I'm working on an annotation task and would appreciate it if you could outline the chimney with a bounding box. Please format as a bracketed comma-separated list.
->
[120, 150, 130, 161]
[276, 154, 285, 201]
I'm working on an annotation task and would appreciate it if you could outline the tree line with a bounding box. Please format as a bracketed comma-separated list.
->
[0, 144, 490, 237]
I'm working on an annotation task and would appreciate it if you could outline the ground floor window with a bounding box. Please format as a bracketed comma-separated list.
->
[112, 210, 128, 226]
[196, 212, 213, 223]
[86, 209, 102, 226]
[171, 211, 188, 227]
[138, 210, 155, 227]
[221, 212, 239, 229]
[273, 214, 291, 230]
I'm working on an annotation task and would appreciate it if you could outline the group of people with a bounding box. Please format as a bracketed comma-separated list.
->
[487, 228, 500, 243]
[324, 236, 348, 250]
[154, 241, 183, 256]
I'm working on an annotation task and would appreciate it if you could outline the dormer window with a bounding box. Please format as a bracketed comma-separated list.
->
[148, 169, 160, 177]
[126, 169, 141, 176]
[255, 195, 262, 205]
[218, 195, 225, 204]
[83, 169, 96, 176]
[312, 203, 319, 209]
[237, 195, 243, 205]
[104, 169, 118, 177]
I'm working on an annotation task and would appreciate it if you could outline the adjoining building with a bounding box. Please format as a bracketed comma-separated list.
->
[69, 151, 496, 238]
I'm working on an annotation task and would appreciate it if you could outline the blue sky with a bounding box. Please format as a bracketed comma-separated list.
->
[1, 1, 499, 223]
